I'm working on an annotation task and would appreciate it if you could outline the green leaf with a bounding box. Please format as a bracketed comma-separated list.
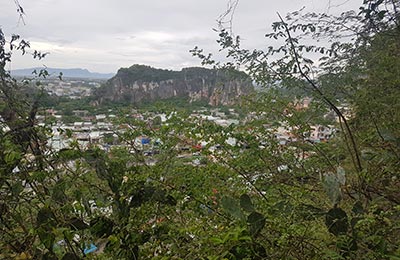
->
[240, 194, 255, 213]
[30, 171, 47, 182]
[209, 237, 224, 244]
[323, 173, 341, 205]
[0, 203, 7, 217]
[61, 253, 79, 260]
[52, 180, 67, 203]
[377, 10, 387, 20]
[4, 150, 21, 164]
[221, 196, 245, 220]
[42, 251, 58, 260]
[90, 216, 114, 238]
[37, 228, 55, 250]
[58, 148, 80, 160]
[69, 217, 89, 230]
[352, 201, 364, 215]
[325, 207, 348, 236]
[336, 166, 346, 185]
[11, 182, 24, 196]
[381, 128, 396, 141]
[163, 194, 177, 206]
[247, 212, 266, 237]
[337, 235, 358, 253]
[299, 204, 325, 220]
[37, 207, 56, 228]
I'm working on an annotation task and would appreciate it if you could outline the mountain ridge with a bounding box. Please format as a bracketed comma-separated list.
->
[11, 67, 114, 79]
[93, 64, 254, 106]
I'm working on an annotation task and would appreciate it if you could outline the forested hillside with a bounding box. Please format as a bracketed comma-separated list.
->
[93, 65, 253, 106]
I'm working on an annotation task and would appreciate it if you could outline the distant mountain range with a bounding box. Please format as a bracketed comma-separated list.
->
[11, 68, 114, 79]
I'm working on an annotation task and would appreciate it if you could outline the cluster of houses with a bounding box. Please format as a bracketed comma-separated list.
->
[28, 97, 349, 158]
[36, 109, 165, 153]
[43, 79, 100, 99]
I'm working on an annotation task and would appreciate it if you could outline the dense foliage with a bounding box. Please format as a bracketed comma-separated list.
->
[112, 65, 249, 85]
[1, 0, 400, 259]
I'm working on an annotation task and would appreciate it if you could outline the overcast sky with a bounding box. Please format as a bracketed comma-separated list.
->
[1, 0, 360, 73]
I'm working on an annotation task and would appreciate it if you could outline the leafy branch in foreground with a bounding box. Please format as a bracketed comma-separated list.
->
[191, 0, 400, 258]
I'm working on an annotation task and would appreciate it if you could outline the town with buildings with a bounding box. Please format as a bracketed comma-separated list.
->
[0, 73, 346, 171]
[29, 95, 340, 167]
[41, 78, 102, 99]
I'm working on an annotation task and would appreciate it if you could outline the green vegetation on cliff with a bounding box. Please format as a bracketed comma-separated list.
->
[114, 64, 250, 84]
[93, 65, 253, 106]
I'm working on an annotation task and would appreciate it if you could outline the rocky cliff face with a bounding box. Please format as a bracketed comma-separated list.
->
[93, 65, 253, 106]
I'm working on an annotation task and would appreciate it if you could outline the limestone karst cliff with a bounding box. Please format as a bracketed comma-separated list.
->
[93, 65, 253, 106]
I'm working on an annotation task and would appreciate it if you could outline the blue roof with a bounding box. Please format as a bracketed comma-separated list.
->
[141, 137, 150, 144]
[84, 243, 98, 254]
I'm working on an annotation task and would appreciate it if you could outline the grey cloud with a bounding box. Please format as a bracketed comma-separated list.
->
[2, 0, 361, 73]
